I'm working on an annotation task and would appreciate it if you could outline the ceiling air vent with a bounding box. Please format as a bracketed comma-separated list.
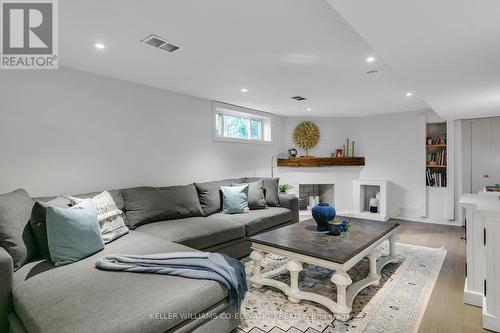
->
[160, 43, 179, 52]
[141, 34, 180, 53]
[292, 96, 306, 101]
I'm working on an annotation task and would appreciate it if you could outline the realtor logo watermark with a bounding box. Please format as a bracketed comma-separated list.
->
[0, 0, 58, 69]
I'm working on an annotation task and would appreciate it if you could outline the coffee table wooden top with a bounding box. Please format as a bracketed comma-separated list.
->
[249, 217, 399, 264]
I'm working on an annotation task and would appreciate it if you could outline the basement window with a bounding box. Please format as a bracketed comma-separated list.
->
[213, 102, 272, 143]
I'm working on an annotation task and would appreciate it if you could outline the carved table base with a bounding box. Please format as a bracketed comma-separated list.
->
[249, 234, 398, 321]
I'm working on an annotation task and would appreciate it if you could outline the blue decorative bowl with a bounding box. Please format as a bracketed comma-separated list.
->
[311, 203, 336, 231]
[328, 222, 343, 235]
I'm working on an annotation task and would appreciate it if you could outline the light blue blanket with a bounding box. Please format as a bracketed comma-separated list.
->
[95, 252, 247, 306]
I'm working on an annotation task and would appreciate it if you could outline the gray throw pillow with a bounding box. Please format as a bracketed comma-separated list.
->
[0, 189, 37, 269]
[221, 184, 250, 214]
[246, 177, 280, 207]
[30, 197, 71, 259]
[47, 199, 104, 266]
[232, 180, 267, 210]
[123, 185, 204, 229]
[194, 178, 244, 216]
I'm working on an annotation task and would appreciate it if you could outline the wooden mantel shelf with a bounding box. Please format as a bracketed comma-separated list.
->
[277, 156, 365, 167]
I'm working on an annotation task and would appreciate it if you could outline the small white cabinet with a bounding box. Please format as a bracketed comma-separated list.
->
[461, 194, 486, 306]
[483, 208, 500, 331]
[460, 193, 500, 332]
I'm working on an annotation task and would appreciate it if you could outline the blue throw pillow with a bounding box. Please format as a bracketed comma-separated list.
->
[221, 184, 250, 214]
[46, 199, 104, 266]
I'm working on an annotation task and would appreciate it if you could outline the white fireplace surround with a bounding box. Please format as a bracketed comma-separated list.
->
[274, 166, 392, 221]
[275, 166, 357, 216]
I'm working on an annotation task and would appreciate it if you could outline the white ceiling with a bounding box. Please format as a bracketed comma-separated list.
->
[327, 0, 500, 120]
[60, 0, 428, 117]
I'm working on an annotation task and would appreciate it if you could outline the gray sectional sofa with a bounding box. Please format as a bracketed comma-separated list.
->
[0, 177, 298, 333]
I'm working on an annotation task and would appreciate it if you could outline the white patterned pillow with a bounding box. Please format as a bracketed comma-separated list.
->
[67, 191, 128, 243]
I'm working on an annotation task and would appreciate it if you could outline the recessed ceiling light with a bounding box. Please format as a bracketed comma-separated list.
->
[366, 56, 375, 63]
[95, 43, 105, 49]
[406, 92, 413, 97]
[240, 88, 248, 93]
[306, 108, 312, 111]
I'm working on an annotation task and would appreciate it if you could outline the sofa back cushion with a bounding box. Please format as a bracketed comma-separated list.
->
[0, 189, 37, 269]
[35, 190, 125, 211]
[232, 180, 267, 210]
[122, 185, 203, 229]
[194, 178, 244, 216]
[71, 189, 125, 211]
[245, 177, 280, 207]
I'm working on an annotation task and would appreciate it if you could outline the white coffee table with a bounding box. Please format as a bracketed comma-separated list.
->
[248, 217, 399, 321]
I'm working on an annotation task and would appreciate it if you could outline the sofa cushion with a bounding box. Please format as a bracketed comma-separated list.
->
[0, 189, 37, 269]
[12, 259, 54, 287]
[232, 180, 267, 210]
[12, 231, 228, 333]
[122, 185, 203, 229]
[30, 197, 71, 259]
[211, 207, 292, 236]
[135, 216, 245, 249]
[194, 178, 244, 216]
[245, 177, 280, 207]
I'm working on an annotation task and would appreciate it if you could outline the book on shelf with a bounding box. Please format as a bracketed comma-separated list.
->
[426, 149, 447, 166]
[426, 169, 447, 187]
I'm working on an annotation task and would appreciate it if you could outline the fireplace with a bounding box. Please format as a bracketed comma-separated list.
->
[298, 184, 334, 211]
[274, 165, 363, 219]
[274, 164, 391, 221]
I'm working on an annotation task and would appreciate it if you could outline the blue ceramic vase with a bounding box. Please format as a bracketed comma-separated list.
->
[312, 203, 336, 231]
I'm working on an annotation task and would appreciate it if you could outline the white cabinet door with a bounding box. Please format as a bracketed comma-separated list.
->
[471, 117, 500, 193]
[471, 118, 491, 192]
[491, 118, 500, 187]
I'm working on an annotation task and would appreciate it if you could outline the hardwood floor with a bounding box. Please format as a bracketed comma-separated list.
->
[393, 219, 489, 333]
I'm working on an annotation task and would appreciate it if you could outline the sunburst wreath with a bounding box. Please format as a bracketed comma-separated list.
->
[293, 121, 320, 156]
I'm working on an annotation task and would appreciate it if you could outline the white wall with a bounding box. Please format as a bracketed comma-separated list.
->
[0, 68, 284, 197]
[282, 110, 454, 223]
[0, 66, 457, 224]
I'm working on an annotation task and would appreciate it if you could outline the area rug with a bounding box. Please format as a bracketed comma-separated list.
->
[236, 242, 447, 333]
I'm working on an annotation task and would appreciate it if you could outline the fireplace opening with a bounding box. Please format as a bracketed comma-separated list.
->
[298, 184, 335, 212]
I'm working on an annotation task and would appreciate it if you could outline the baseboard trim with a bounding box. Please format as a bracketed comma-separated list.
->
[464, 279, 483, 307]
[483, 298, 500, 332]
[395, 214, 461, 226]
[339, 212, 388, 221]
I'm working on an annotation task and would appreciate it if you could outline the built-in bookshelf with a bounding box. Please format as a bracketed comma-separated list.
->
[426, 122, 447, 187]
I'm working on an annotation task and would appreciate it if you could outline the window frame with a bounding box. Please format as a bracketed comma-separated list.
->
[212, 102, 272, 144]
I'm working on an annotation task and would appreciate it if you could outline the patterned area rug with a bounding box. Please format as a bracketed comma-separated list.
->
[236, 242, 446, 333]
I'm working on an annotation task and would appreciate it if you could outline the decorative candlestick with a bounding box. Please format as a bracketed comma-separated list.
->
[346, 138, 350, 157]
